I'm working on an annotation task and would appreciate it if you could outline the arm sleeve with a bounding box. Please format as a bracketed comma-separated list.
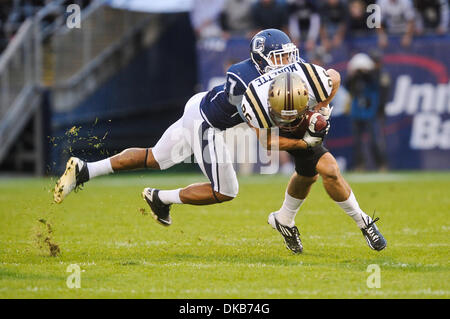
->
[300, 63, 334, 104]
[240, 84, 273, 129]
[240, 94, 260, 128]
[225, 72, 247, 106]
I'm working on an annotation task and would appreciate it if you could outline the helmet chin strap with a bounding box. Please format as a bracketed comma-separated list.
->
[253, 51, 280, 74]
[264, 65, 275, 73]
[251, 54, 265, 75]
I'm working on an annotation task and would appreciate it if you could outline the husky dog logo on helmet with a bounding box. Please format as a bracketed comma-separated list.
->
[252, 36, 266, 54]
[250, 29, 300, 74]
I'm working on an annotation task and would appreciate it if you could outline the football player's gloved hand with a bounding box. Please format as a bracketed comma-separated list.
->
[318, 105, 333, 120]
[302, 120, 331, 149]
[302, 130, 323, 148]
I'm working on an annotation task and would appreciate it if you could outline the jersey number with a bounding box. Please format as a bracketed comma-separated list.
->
[227, 77, 237, 96]
[323, 69, 332, 88]
[241, 103, 252, 122]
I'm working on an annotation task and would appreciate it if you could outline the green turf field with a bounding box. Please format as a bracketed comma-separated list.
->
[0, 172, 449, 298]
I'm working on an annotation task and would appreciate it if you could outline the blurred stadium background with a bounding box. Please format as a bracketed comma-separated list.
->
[0, 0, 448, 176]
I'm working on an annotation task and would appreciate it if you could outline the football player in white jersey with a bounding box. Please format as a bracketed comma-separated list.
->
[240, 69, 387, 253]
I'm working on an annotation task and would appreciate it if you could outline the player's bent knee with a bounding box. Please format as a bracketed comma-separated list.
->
[319, 163, 340, 181]
[316, 153, 342, 182]
[214, 191, 235, 203]
[145, 148, 160, 170]
[214, 175, 239, 202]
[213, 181, 238, 202]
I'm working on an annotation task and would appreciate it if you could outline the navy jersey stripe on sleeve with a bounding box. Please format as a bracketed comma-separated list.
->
[244, 91, 264, 128]
[310, 64, 329, 100]
[299, 62, 321, 102]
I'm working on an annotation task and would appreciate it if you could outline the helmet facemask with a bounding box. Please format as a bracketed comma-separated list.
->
[253, 43, 299, 74]
[263, 43, 299, 73]
[269, 108, 307, 132]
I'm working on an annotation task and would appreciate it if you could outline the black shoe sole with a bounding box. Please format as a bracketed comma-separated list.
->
[142, 189, 172, 227]
[270, 214, 303, 254]
[363, 233, 387, 251]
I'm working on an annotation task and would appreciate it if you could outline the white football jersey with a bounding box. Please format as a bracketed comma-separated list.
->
[239, 61, 333, 129]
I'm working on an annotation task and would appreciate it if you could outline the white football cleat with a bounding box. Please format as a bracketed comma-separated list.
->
[53, 157, 89, 203]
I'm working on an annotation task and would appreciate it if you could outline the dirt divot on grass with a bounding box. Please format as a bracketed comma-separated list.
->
[34, 218, 61, 257]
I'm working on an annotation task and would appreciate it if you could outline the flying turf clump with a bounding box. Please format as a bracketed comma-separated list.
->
[34, 218, 60, 257]
[66, 126, 81, 137]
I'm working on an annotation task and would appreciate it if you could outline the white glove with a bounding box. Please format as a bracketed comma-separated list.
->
[318, 105, 333, 120]
[302, 130, 324, 148]
[308, 112, 329, 133]
[302, 118, 331, 149]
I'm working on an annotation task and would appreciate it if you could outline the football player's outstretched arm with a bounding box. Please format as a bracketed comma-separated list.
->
[240, 95, 310, 150]
[241, 94, 323, 151]
[249, 126, 310, 151]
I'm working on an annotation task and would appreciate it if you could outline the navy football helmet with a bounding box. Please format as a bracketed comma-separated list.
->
[250, 29, 299, 74]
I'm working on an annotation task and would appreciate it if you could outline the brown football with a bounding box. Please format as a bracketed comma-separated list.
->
[312, 112, 328, 132]
[289, 110, 327, 138]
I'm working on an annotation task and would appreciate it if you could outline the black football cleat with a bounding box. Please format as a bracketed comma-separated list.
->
[268, 212, 303, 254]
[361, 214, 387, 251]
[53, 157, 89, 203]
[142, 188, 172, 226]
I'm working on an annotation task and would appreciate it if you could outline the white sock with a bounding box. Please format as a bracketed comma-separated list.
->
[276, 192, 304, 227]
[335, 191, 371, 229]
[87, 159, 113, 179]
[158, 189, 182, 205]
